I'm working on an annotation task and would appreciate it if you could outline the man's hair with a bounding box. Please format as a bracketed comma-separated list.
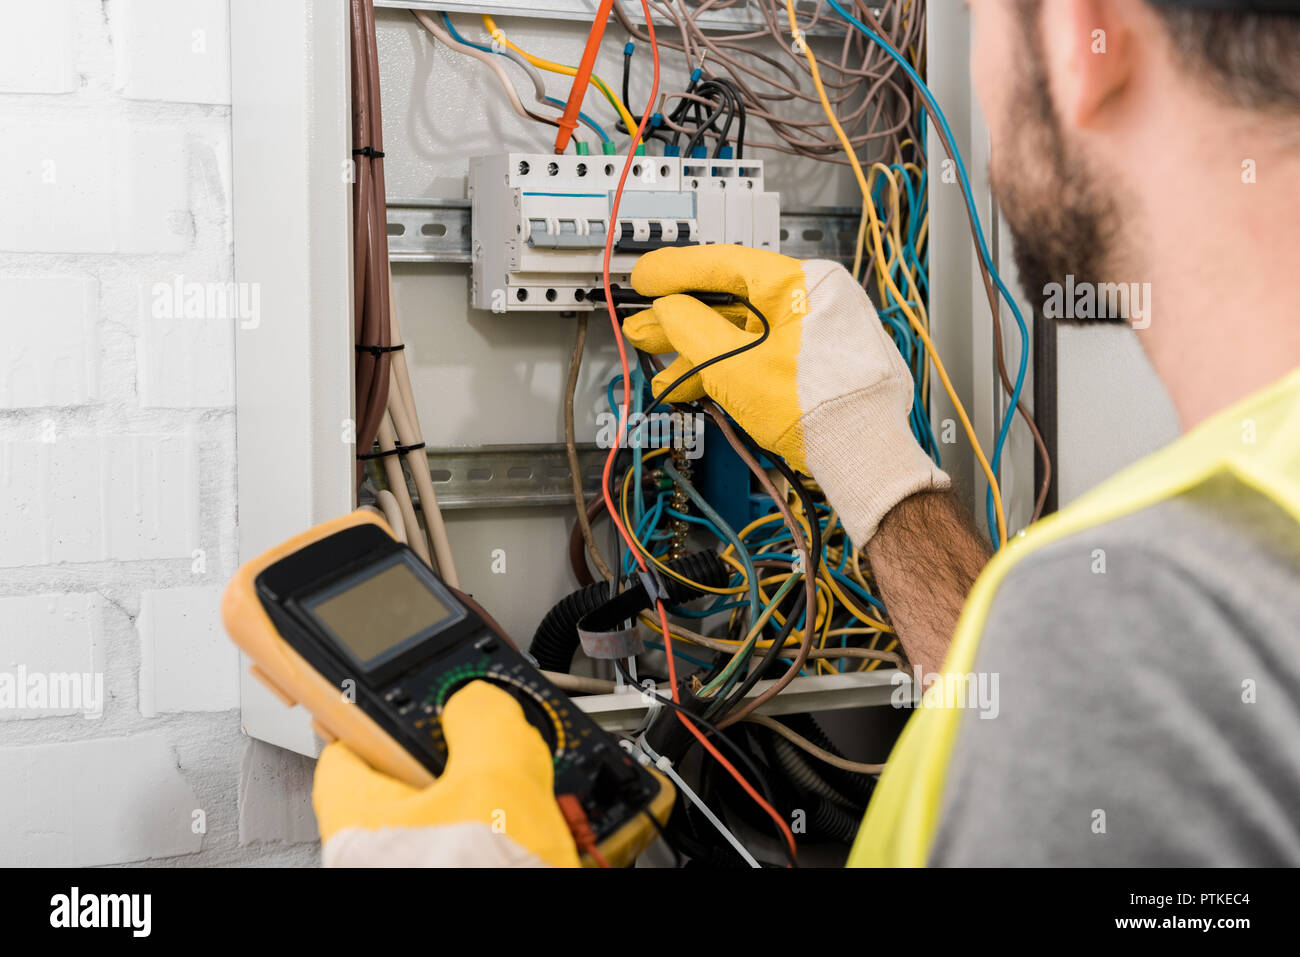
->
[1149, 4, 1300, 111]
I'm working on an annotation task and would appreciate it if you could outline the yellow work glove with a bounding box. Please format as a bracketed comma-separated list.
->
[624, 244, 948, 544]
[312, 680, 580, 867]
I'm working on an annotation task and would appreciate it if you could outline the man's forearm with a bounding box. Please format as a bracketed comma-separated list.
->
[864, 490, 992, 676]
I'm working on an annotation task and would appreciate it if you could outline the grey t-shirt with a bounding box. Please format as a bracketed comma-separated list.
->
[929, 472, 1300, 865]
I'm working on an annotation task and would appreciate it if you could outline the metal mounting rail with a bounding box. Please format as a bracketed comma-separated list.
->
[412, 443, 606, 510]
[387, 199, 862, 266]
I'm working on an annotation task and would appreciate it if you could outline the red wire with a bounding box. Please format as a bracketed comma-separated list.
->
[597, 1, 798, 867]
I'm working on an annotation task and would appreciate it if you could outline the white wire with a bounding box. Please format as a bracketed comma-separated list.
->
[412, 11, 546, 128]
[632, 736, 761, 868]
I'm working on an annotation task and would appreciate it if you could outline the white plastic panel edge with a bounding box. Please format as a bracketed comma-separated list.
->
[230, 0, 355, 756]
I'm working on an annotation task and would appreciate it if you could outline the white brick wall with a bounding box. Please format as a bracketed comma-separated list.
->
[0, 1, 78, 95]
[0, 734, 203, 866]
[0, 124, 191, 254]
[138, 586, 238, 715]
[0, 276, 99, 407]
[0, 593, 105, 720]
[113, 0, 232, 105]
[0, 0, 315, 867]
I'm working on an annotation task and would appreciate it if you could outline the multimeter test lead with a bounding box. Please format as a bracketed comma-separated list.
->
[586, 286, 737, 308]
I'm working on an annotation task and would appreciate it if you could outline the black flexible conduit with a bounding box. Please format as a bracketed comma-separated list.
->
[530, 550, 731, 673]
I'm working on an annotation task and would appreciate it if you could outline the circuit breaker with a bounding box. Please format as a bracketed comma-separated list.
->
[469, 152, 780, 312]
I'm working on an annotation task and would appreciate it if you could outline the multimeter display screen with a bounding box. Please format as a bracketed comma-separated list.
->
[306, 560, 455, 667]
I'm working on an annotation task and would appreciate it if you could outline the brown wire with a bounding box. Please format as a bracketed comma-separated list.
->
[614, 0, 923, 164]
[350, 0, 392, 495]
[568, 494, 609, 587]
[564, 313, 615, 582]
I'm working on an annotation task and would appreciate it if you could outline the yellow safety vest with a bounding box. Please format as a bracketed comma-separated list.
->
[848, 366, 1300, 867]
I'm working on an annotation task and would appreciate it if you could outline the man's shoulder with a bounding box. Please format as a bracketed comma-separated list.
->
[928, 473, 1300, 865]
[987, 470, 1300, 644]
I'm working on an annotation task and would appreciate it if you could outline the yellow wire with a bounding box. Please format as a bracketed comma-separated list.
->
[481, 15, 640, 147]
[784, 1, 1009, 546]
[869, 162, 931, 404]
[819, 568, 892, 633]
[826, 627, 884, 639]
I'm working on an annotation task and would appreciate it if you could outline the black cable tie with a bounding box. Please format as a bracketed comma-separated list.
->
[352, 146, 385, 158]
[357, 441, 425, 461]
[354, 343, 406, 356]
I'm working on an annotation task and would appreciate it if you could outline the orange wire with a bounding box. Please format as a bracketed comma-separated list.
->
[655, 600, 799, 863]
[554, 0, 617, 153]
[596, 0, 798, 867]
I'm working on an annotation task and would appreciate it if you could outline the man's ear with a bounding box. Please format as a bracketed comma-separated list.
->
[1041, 0, 1137, 130]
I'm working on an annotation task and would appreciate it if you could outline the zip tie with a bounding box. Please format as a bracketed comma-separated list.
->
[355, 343, 406, 356]
[352, 146, 385, 158]
[357, 441, 426, 461]
[636, 736, 760, 868]
[637, 566, 669, 603]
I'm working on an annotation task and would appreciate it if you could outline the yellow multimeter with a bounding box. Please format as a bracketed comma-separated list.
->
[222, 511, 674, 867]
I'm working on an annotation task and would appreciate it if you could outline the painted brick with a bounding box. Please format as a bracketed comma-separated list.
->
[138, 586, 238, 715]
[138, 280, 235, 407]
[0, 277, 99, 408]
[0, 735, 202, 865]
[0, 433, 200, 566]
[0, 593, 104, 720]
[237, 739, 320, 845]
[113, 0, 231, 105]
[0, 124, 190, 254]
[0, 0, 77, 95]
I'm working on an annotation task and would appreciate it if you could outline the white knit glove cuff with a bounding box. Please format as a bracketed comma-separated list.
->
[802, 388, 950, 547]
[794, 261, 950, 547]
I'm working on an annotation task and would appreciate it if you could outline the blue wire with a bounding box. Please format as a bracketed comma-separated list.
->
[666, 507, 726, 539]
[749, 552, 888, 616]
[641, 639, 713, 670]
[824, 0, 1028, 548]
[669, 601, 748, 620]
[630, 370, 646, 527]
[624, 492, 668, 576]
[439, 12, 612, 144]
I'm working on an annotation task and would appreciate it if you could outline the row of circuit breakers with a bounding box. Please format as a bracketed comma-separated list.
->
[469, 153, 780, 312]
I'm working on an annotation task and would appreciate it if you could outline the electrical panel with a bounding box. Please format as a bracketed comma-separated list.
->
[469, 152, 780, 312]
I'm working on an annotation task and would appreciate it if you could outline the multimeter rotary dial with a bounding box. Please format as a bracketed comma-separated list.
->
[425, 661, 574, 761]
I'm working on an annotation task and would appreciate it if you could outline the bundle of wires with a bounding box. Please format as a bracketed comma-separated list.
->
[350, 0, 393, 487]
[588, 371, 896, 865]
[350, 1, 459, 583]
[614, 0, 926, 165]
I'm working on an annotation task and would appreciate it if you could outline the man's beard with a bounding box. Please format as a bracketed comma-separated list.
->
[990, 24, 1128, 326]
